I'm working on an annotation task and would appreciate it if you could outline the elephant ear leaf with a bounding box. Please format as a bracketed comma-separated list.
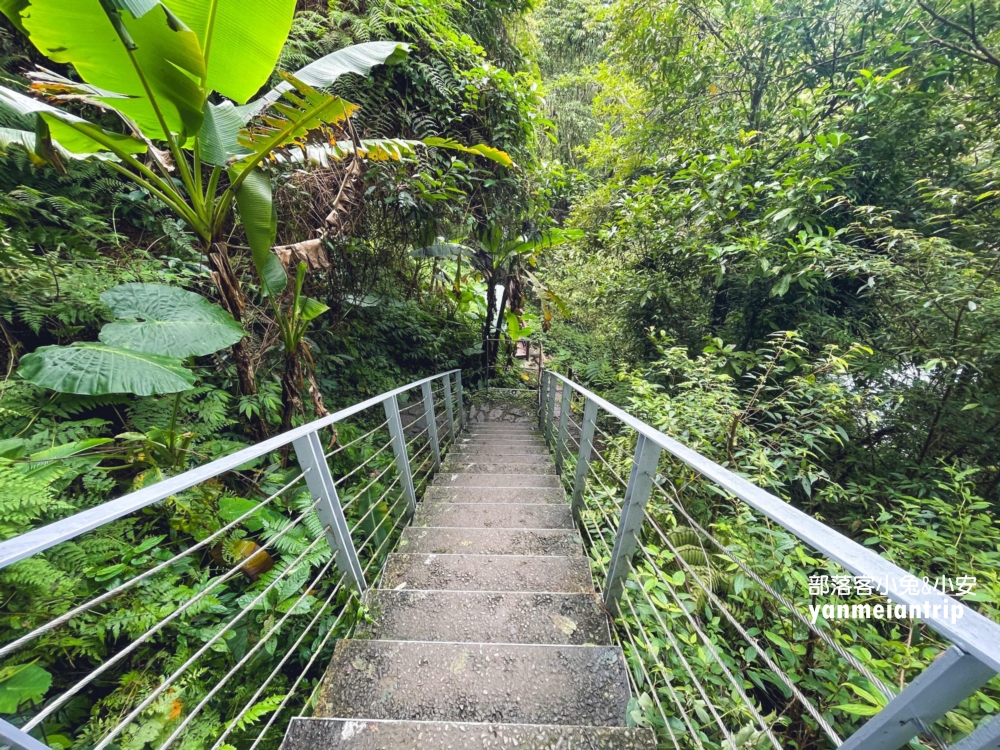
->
[18, 343, 195, 396]
[97, 283, 246, 358]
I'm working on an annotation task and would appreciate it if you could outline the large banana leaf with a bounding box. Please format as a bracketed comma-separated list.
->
[197, 101, 250, 166]
[0, 85, 146, 156]
[97, 283, 245, 357]
[237, 74, 358, 160]
[231, 167, 287, 295]
[244, 41, 409, 119]
[8, 0, 206, 139]
[165, 0, 296, 104]
[272, 137, 513, 168]
[18, 343, 195, 395]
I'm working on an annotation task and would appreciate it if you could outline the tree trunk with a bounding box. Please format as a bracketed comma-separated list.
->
[280, 350, 304, 436]
[208, 241, 256, 396]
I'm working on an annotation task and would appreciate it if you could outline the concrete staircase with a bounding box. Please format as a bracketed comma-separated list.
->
[281, 421, 657, 749]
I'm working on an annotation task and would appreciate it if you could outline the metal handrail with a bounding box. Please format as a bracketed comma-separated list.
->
[0, 368, 466, 750]
[539, 368, 1000, 750]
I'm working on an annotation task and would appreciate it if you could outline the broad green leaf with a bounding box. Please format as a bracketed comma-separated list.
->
[20, 438, 113, 483]
[237, 74, 357, 161]
[410, 243, 469, 259]
[18, 0, 206, 138]
[97, 283, 245, 357]
[0, 0, 29, 33]
[296, 296, 329, 323]
[261, 252, 288, 296]
[247, 41, 409, 118]
[506, 311, 522, 342]
[423, 136, 513, 167]
[18, 342, 195, 396]
[166, 0, 296, 104]
[0, 664, 52, 713]
[197, 101, 249, 166]
[0, 85, 146, 156]
[231, 167, 277, 278]
[833, 704, 881, 717]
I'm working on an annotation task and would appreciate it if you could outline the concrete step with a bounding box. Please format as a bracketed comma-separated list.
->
[433, 473, 562, 488]
[413, 503, 574, 529]
[466, 424, 541, 430]
[363, 590, 609, 644]
[424, 486, 567, 504]
[400, 527, 583, 556]
[467, 428, 542, 435]
[380, 553, 594, 592]
[451, 445, 551, 457]
[440, 459, 556, 475]
[282, 718, 657, 750]
[314, 640, 633, 727]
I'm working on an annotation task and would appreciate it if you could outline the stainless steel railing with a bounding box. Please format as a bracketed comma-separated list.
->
[0, 370, 465, 750]
[539, 369, 1000, 750]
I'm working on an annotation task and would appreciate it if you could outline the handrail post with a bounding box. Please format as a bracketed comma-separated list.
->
[383, 394, 418, 517]
[603, 434, 662, 614]
[291, 430, 367, 592]
[555, 383, 572, 473]
[455, 370, 466, 429]
[571, 397, 599, 522]
[838, 646, 995, 750]
[442, 373, 456, 444]
[421, 380, 441, 472]
[545, 375, 558, 445]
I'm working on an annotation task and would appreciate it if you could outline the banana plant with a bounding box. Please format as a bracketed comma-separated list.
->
[411, 225, 579, 370]
[0, 0, 511, 404]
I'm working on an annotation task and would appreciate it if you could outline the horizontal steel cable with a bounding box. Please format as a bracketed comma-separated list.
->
[23, 498, 322, 731]
[639, 506, 843, 745]
[405, 425, 429, 448]
[333, 437, 394, 487]
[324, 420, 388, 459]
[0, 469, 308, 658]
[623, 551, 779, 749]
[157, 556, 344, 750]
[244, 590, 361, 750]
[92, 531, 331, 750]
[348, 474, 403, 535]
[583, 494, 741, 747]
[649, 478, 898, 704]
[340, 461, 396, 514]
[209, 569, 349, 750]
[575, 509, 695, 749]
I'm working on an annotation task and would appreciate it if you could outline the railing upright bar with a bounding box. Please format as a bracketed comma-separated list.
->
[442, 373, 456, 444]
[421, 381, 442, 472]
[951, 713, 1000, 750]
[456, 370, 466, 429]
[538, 371, 548, 431]
[0, 719, 49, 750]
[838, 645, 995, 750]
[545, 376, 558, 444]
[603, 433, 663, 613]
[571, 397, 599, 522]
[555, 383, 572, 474]
[291, 431, 367, 592]
[383, 394, 418, 517]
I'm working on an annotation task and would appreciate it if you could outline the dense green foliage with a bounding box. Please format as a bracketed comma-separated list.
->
[532, 0, 1000, 745]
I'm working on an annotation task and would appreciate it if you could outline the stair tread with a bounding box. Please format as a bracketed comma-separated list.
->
[433, 473, 562, 488]
[423, 486, 567, 504]
[380, 553, 594, 592]
[281, 718, 657, 749]
[413, 503, 574, 529]
[363, 590, 609, 644]
[400, 527, 583, 555]
[440, 460, 557, 475]
[451, 447, 552, 457]
[314, 641, 632, 727]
